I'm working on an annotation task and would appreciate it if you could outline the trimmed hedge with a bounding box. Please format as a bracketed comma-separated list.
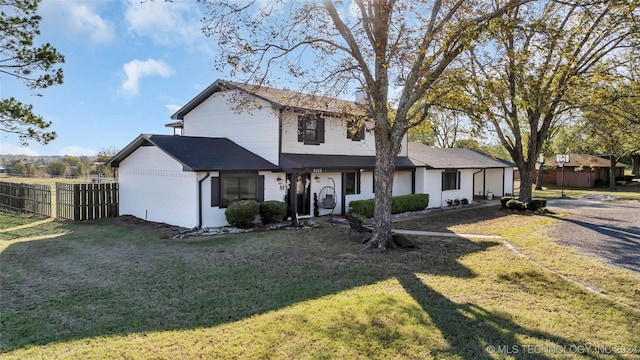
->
[501, 196, 547, 211]
[225, 200, 260, 228]
[349, 193, 429, 218]
[259, 200, 287, 224]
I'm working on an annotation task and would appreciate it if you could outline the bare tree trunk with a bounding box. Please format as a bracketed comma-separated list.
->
[632, 153, 640, 179]
[364, 138, 396, 251]
[534, 164, 544, 190]
[609, 156, 617, 190]
[518, 164, 534, 202]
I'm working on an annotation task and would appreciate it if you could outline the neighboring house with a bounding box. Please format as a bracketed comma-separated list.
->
[108, 80, 415, 228]
[521, 154, 626, 188]
[408, 143, 515, 208]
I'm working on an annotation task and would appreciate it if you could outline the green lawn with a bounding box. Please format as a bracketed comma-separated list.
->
[515, 180, 640, 202]
[1, 207, 639, 359]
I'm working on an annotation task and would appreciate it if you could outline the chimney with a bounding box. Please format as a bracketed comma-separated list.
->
[354, 88, 368, 106]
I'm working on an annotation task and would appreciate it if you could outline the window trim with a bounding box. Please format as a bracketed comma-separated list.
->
[211, 172, 264, 208]
[298, 115, 325, 145]
[442, 169, 461, 191]
[344, 171, 361, 195]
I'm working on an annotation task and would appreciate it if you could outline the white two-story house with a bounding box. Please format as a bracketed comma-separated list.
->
[108, 80, 415, 228]
[108, 79, 514, 228]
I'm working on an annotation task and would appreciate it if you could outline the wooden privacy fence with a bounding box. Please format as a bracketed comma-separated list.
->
[0, 181, 52, 218]
[56, 182, 119, 221]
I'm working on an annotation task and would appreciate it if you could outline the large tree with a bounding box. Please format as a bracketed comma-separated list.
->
[0, 0, 64, 145]
[457, 1, 637, 201]
[201, 0, 530, 249]
[578, 63, 640, 189]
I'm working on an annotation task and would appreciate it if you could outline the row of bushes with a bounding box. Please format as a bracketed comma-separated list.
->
[348, 193, 430, 218]
[500, 196, 547, 212]
[224, 200, 287, 228]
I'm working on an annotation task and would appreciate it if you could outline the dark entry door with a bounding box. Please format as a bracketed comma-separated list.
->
[296, 174, 311, 216]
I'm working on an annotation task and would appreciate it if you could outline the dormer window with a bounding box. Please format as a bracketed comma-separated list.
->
[298, 115, 325, 145]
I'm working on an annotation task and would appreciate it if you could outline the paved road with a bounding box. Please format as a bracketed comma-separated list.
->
[546, 199, 640, 273]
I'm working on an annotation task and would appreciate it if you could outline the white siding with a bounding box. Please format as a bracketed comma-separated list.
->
[280, 111, 409, 157]
[119, 147, 198, 228]
[182, 90, 280, 164]
[281, 111, 376, 155]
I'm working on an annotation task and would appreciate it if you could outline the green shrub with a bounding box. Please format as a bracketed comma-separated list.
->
[349, 193, 429, 218]
[225, 200, 259, 228]
[500, 196, 517, 208]
[259, 200, 287, 224]
[505, 199, 526, 211]
[525, 198, 547, 212]
[349, 198, 375, 218]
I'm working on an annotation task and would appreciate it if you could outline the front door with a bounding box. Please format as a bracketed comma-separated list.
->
[296, 173, 311, 217]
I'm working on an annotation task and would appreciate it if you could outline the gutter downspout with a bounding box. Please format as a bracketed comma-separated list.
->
[198, 172, 211, 228]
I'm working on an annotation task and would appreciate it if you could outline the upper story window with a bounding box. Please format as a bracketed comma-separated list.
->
[347, 119, 365, 141]
[298, 115, 325, 145]
[442, 169, 461, 191]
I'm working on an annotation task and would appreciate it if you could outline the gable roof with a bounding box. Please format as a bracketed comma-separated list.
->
[170, 79, 366, 120]
[544, 154, 626, 168]
[408, 142, 515, 169]
[107, 134, 279, 171]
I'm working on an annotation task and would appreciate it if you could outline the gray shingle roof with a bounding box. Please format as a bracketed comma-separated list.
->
[171, 79, 366, 120]
[408, 142, 515, 169]
[107, 134, 279, 171]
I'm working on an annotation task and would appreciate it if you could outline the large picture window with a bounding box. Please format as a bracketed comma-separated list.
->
[211, 173, 264, 208]
[298, 115, 325, 145]
[442, 169, 461, 191]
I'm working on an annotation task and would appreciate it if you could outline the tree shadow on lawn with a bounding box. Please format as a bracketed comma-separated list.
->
[392, 204, 510, 233]
[0, 217, 573, 356]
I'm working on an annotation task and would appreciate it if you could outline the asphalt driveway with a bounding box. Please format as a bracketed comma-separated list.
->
[546, 199, 640, 273]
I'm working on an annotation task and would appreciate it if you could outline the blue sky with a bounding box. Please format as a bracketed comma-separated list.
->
[1, 0, 223, 156]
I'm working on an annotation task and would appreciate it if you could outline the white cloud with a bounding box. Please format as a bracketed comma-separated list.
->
[125, 0, 203, 45]
[0, 144, 40, 156]
[40, 0, 115, 44]
[165, 104, 182, 114]
[121, 59, 173, 96]
[59, 146, 97, 157]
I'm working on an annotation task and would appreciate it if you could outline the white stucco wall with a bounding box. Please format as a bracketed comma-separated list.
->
[119, 147, 198, 228]
[504, 168, 514, 196]
[485, 168, 506, 197]
[182, 90, 280, 164]
[418, 169, 476, 208]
